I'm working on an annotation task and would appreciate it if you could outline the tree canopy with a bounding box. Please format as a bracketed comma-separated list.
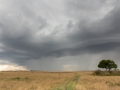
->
[98, 59, 117, 71]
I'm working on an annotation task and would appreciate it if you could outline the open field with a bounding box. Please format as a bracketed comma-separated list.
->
[0, 71, 120, 90]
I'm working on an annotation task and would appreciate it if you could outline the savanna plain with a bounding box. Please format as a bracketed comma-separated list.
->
[0, 71, 120, 90]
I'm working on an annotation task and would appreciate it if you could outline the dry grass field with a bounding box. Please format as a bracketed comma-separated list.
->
[0, 71, 120, 90]
[77, 72, 120, 90]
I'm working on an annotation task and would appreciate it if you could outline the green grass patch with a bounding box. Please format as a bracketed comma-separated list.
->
[52, 75, 80, 90]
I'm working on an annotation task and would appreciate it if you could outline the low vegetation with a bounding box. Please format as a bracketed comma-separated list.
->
[0, 71, 120, 90]
[52, 75, 80, 90]
[93, 70, 120, 76]
[77, 71, 120, 90]
[0, 71, 79, 90]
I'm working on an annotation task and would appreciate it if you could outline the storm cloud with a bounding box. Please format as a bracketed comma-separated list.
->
[0, 0, 120, 71]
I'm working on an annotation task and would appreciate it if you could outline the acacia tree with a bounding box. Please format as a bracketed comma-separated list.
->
[98, 59, 117, 71]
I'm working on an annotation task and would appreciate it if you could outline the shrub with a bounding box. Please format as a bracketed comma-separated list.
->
[93, 70, 120, 76]
[93, 70, 101, 75]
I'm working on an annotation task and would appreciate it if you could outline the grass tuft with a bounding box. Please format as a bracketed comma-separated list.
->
[11, 77, 21, 80]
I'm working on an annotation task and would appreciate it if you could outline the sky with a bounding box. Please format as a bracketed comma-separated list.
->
[0, 0, 120, 71]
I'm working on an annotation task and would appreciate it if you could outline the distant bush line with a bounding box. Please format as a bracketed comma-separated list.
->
[93, 69, 120, 76]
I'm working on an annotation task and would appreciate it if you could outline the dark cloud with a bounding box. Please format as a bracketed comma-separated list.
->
[68, 6, 120, 42]
[66, 0, 105, 11]
[0, 0, 120, 70]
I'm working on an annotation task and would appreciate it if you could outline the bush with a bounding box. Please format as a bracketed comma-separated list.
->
[93, 70, 101, 75]
[93, 70, 120, 76]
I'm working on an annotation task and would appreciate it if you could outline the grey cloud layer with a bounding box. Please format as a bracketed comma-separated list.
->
[0, 0, 120, 69]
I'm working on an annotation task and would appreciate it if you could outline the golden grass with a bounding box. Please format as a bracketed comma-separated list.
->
[0, 71, 76, 90]
[0, 71, 120, 90]
[76, 72, 120, 90]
